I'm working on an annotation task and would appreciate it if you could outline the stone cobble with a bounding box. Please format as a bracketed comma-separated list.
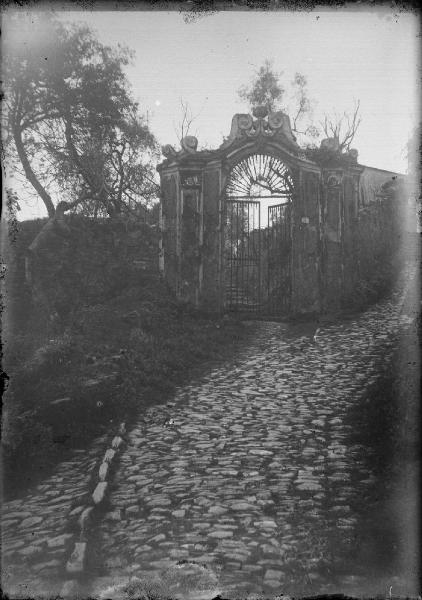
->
[91, 289, 412, 597]
[1, 435, 109, 598]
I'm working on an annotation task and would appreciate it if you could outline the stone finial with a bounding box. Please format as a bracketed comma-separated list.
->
[181, 136, 198, 153]
[348, 148, 358, 161]
[268, 111, 296, 142]
[252, 105, 268, 119]
[161, 144, 177, 158]
[267, 111, 285, 130]
[320, 137, 340, 152]
[226, 114, 253, 142]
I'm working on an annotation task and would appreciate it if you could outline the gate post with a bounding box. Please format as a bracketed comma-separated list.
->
[158, 143, 205, 306]
[202, 163, 223, 313]
[290, 166, 323, 314]
[158, 140, 225, 313]
[320, 161, 364, 312]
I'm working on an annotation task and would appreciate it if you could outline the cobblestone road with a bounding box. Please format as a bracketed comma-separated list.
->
[1, 281, 417, 599]
[90, 289, 415, 598]
[1, 435, 110, 598]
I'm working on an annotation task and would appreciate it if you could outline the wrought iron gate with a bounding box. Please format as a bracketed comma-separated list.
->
[225, 200, 261, 311]
[224, 153, 293, 315]
[225, 200, 292, 314]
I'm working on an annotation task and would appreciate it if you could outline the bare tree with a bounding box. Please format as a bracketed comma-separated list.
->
[173, 98, 200, 143]
[321, 100, 362, 152]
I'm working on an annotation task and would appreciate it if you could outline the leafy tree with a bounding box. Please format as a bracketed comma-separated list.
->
[238, 60, 318, 144]
[238, 60, 285, 113]
[2, 13, 160, 319]
[2, 13, 159, 221]
[238, 60, 361, 150]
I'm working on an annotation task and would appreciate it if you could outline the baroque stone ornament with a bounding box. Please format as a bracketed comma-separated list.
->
[237, 114, 254, 131]
[221, 110, 298, 150]
[320, 137, 340, 152]
[348, 148, 358, 162]
[268, 112, 285, 130]
[161, 144, 177, 158]
[327, 173, 342, 187]
[181, 135, 198, 153]
[252, 105, 269, 119]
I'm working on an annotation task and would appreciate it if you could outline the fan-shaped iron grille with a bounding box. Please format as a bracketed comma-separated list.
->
[225, 154, 293, 200]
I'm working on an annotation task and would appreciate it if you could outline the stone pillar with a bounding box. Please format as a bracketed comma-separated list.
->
[321, 170, 344, 312]
[201, 165, 222, 312]
[342, 173, 360, 305]
[291, 167, 322, 314]
[160, 172, 179, 294]
[179, 172, 202, 306]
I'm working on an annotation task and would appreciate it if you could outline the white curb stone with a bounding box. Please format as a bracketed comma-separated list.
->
[66, 542, 87, 574]
[62, 421, 127, 581]
[104, 449, 116, 463]
[99, 462, 109, 481]
[92, 482, 108, 505]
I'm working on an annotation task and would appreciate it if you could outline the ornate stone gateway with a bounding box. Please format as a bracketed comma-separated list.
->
[157, 107, 401, 316]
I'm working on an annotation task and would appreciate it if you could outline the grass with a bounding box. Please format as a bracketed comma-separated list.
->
[2, 266, 249, 499]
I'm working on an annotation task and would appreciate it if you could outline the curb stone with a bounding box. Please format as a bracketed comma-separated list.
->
[62, 422, 126, 590]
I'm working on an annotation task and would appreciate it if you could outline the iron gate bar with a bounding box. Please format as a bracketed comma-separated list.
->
[225, 199, 261, 311]
[225, 154, 294, 198]
[226, 195, 291, 200]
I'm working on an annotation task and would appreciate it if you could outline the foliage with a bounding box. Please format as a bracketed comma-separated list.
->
[342, 196, 402, 311]
[238, 60, 361, 150]
[238, 60, 319, 146]
[2, 217, 248, 497]
[238, 59, 285, 113]
[303, 145, 357, 167]
[2, 13, 159, 218]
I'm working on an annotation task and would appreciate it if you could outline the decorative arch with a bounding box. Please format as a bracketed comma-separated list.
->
[225, 153, 294, 201]
[223, 152, 294, 314]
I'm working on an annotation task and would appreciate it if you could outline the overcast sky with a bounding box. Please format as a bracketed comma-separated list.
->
[4, 6, 420, 220]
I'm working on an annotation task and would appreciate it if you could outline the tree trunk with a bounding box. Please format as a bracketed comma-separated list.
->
[12, 124, 56, 219]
